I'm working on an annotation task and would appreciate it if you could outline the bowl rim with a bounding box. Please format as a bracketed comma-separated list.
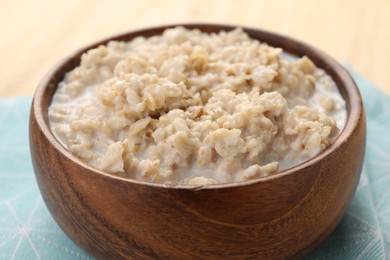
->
[31, 23, 363, 190]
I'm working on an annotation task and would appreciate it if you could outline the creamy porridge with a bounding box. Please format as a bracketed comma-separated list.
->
[49, 27, 346, 185]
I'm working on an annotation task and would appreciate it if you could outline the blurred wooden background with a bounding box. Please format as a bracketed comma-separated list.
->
[1, 0, 389, 96]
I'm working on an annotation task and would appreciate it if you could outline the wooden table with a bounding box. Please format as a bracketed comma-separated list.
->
[1, 0, 389, 96]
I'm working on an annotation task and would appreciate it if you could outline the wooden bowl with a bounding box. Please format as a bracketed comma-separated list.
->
[29, 24, 366, 259]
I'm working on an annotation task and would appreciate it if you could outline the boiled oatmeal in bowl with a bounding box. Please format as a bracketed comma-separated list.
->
[48, 26, 346, 185]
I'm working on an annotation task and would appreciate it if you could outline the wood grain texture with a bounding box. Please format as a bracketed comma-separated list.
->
[1, 0, 390, 97]
[29, 24, 366, 259]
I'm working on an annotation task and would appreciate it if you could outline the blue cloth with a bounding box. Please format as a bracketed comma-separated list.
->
[0, 67, 389, 259]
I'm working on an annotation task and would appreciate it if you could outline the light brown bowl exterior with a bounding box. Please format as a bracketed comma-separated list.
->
[29, 24, 366, 259]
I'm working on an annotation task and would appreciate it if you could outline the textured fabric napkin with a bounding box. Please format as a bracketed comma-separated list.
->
[0, 67, 389, 259]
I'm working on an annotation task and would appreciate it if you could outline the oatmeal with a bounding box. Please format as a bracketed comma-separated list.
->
[49, 27, 346, 185]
